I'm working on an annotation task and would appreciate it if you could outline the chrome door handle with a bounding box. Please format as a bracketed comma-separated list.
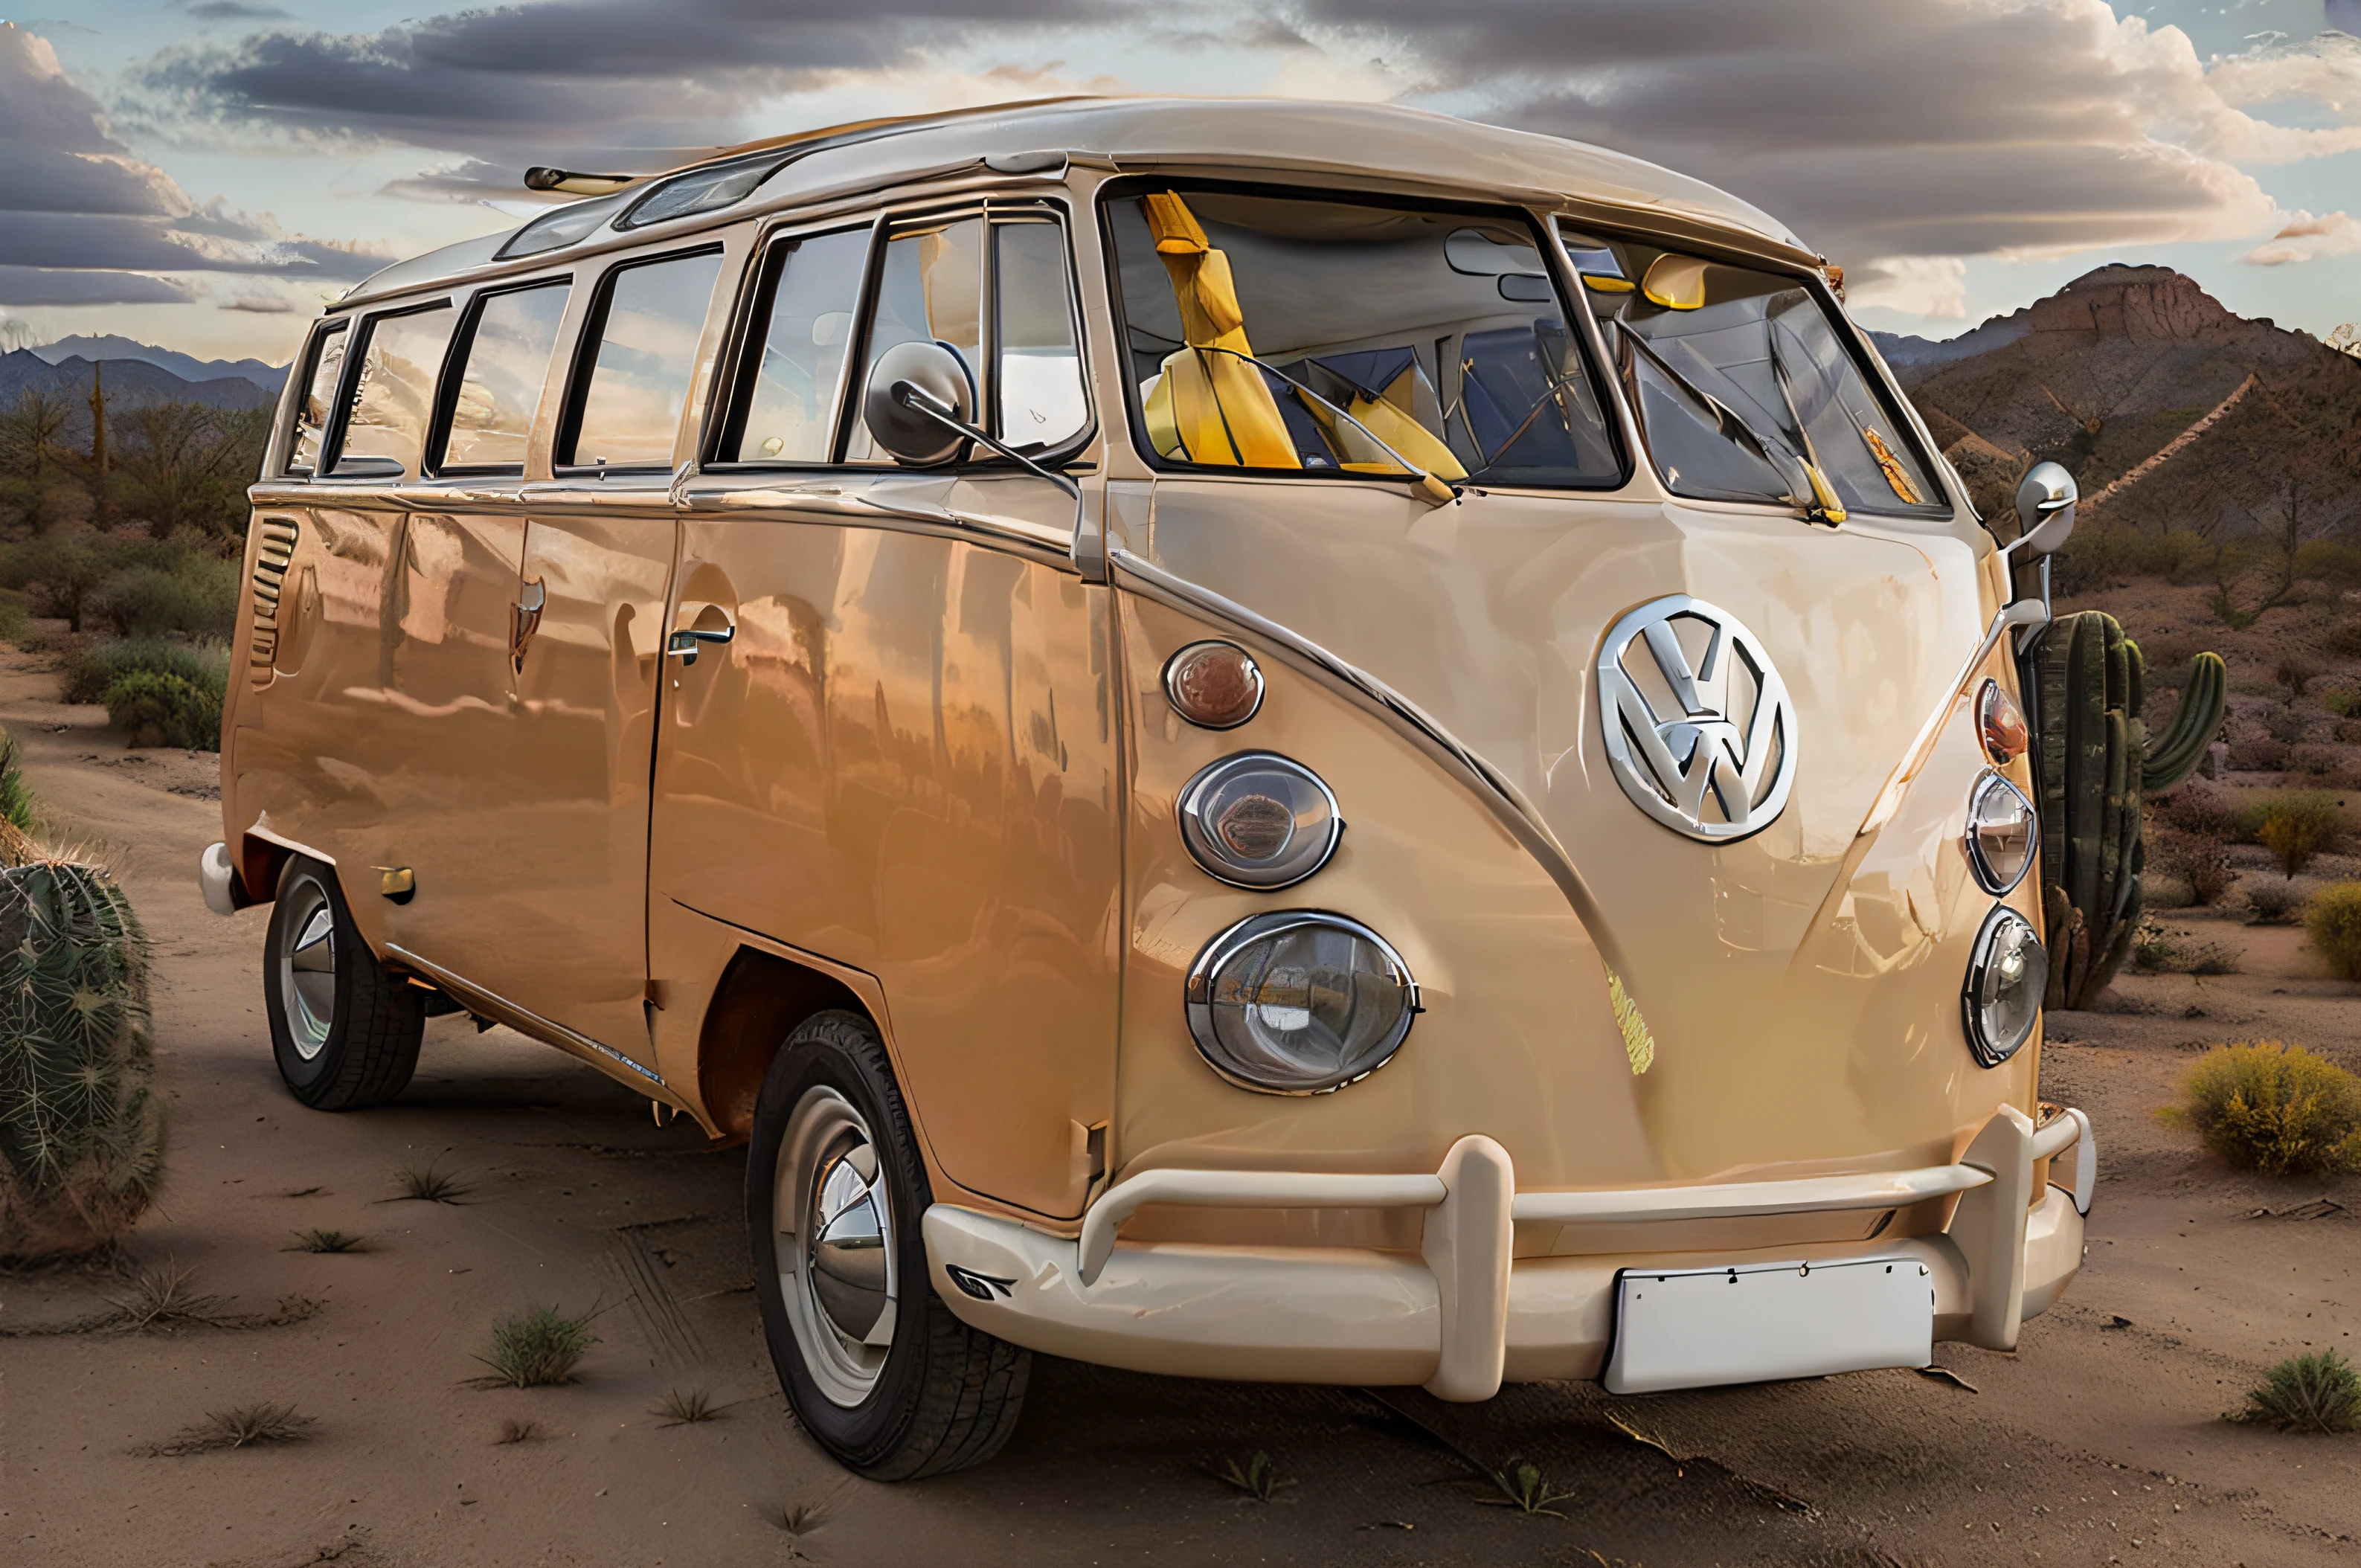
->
[664, 623, 735, 666]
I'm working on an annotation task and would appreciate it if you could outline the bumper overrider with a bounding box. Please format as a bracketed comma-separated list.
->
[924, 1105, 2092, 1398]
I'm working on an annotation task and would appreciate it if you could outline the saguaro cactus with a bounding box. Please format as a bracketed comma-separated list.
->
[0, 859, 162, 1262]
[2030, 612, 2229, 1008]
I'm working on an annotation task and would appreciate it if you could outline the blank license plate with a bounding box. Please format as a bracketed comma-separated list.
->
[1604, 1254, 1934, 1395]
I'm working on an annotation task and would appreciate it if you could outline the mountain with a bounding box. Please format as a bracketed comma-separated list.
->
[27, 335, 284, 393]
[1878, 265, 2361, 536]
[0, 350, 280, 443]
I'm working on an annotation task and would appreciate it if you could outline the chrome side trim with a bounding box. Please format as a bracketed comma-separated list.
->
[1108, 547, 1632, 977]
[385, 944, 666, 1087]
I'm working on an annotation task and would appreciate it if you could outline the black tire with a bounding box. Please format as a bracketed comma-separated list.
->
[263, 856, 424, 1110]
[748, 1009, 1030, 1479]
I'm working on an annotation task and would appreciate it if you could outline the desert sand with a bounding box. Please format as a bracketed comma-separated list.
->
[1, 638, 2355, 1568]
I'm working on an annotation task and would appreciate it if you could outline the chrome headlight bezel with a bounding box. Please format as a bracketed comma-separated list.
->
[1183, 910, 1419, 1095]
[1964, 771, 2037, 895]
[1178, 752, 1343, 890]
[1961, 905, 2046, 1067]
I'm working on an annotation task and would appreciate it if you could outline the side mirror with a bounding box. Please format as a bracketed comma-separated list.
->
[2013, 461, 2078, 558]
[861, 340, 976, 467]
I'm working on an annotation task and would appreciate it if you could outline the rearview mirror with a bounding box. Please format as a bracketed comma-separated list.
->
[861, 340, 976, 467]
[2013, 461, 2078, 558]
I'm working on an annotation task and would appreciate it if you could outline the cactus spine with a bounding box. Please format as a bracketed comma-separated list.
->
[0, 858, 161, 1262]
[2030, 611, 2225, 1009]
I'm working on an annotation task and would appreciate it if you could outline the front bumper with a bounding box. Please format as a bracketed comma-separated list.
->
[924, 1105, 2091, 1399]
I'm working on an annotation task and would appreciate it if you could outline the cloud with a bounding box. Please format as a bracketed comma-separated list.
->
[0, 20, 394, 303]
[219, 294, 298, 312]
[185, 2, 294, 19]
[1847, 256, 1970, 320]
[1294, 0, 2355, 285]
[0, 265, 194, 306]
[123, 0, 1117, 160]
[2244, 209, 2361, 265]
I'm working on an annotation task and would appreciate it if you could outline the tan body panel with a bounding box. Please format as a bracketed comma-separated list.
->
[646, 504, 1120, 1220]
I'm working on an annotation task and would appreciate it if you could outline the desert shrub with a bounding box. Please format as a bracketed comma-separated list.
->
[2278, 654, 2322, 703]
[2165, 1042, 2361, 1176]
[2229, 734, 2290, 772]
[2339, 721, 2361, 745]
[2244, 879, 2308, 924]
[2235, 1349, 2361, 1434]
[2250, 792, 2345, 878]
[2131, 918, 2241, 974]
[2288, 743, 2343, 778]
[2327, 687, 2361, 719]
[92, 557, 239, 641]
[2331, 621, 2361, 659]
[475, 1305, 596, 1387]
[2159, 777, 2240, 838]
[2263, 706, 2308, 744]
[0, 597, 25, 645]
[0, 858, 160, 1262]
[62, 638, 228, 706]
[2305, 882, 2361, 981]
[104, 670, 219, 751]
[2151, 828, 2235, 906]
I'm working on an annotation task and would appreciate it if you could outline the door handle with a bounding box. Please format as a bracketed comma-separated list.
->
[664, 623, 734, 666]
[510, 578, 545, 675]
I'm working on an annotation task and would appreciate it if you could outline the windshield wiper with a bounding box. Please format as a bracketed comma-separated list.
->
[1611, 321, 1827, 518]
[1191, 344, 1459, 507]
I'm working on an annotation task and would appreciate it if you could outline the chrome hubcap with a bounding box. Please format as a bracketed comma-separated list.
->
[777, 1086, 896, 1407]
[278, 877, 337, 1061]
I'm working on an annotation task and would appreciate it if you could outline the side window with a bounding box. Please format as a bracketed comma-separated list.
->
[993, 219, 1087, 449]
[719, 227, 869, 463]
[561, 248, 726, 472]
[843, 211, 1087, 463]
[333, 302, 457, 478]
[435, 280, 571, 475]
[285, 320, 347, 475]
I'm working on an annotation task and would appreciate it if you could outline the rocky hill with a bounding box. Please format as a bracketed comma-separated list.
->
[1876, 266, 2361, 541]
[25, 334, 283, 393]
[0, 350, 279, 443]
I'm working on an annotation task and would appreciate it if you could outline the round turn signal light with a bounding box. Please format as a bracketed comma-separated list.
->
[1163, 640, 1264, 730]
[1979, 679, 2028, 764]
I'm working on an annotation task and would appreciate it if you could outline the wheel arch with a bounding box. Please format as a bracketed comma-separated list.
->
[698, 945, 872, 1143]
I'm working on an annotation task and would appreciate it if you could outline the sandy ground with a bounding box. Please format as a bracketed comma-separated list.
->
[1, 638, 2357, 1568]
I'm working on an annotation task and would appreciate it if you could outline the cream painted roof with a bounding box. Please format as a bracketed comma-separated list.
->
[347, 97, 1806, 303]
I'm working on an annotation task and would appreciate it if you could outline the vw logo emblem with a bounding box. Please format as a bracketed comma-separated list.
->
[1597, 595, 1796, 842]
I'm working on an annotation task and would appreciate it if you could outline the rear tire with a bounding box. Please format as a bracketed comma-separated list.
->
[263, 857, 423, 1110]
[748, 1009, 1029, 1479]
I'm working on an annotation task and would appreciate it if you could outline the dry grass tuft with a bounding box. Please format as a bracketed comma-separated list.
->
[139, 1401, 315, 1456]
[2163, 1042, 2361, 1176]
[105, 1259, 234, 1330]
[654, 1387, 725, 1426]
[387, 1160, 470, 1204]
[286, 1229, 365, 1254]
[1476, 1455, 1575, 1517]
[471, 1305, 595, 1387]
[2232, 1349, 2361, 1433]
[494, 1418, 545, 1445]
[1206, 1450, 1294, 1502]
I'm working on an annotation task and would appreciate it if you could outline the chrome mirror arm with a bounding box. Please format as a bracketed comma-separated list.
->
[893, 382, 1096, 577]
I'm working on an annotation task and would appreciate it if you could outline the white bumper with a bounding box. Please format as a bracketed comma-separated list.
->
[924, 1106, 2090, 1399]
[198, 841, 242, 917]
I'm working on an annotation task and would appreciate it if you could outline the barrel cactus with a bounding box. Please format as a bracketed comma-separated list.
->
[2029, 611, 2228, 1008]
[0, 858, 163, 1262]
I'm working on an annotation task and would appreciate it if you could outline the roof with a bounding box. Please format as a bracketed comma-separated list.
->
[345, 97, 1808, 303]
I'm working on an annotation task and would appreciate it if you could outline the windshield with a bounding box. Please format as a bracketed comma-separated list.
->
[1107, 187, 1622, 489]
[1567, 227, 1946, 521]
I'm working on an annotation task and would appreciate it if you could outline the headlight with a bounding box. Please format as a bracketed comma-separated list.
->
[1184, 912, 1417, 1093]
[1178, 753, 1343, 889]
[1965, 771, 2037, 894]
[1962, 907, 2046, 1067]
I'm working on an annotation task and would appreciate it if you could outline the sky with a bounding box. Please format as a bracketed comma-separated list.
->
[0, 0, 2355, 370]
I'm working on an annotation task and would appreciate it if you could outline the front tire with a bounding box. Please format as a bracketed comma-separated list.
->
[263, 857, 423, 1110]
[748, 1009, 1029, 1479]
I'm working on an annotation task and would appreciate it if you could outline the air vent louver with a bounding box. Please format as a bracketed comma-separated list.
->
[249, 517, 300, 683]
